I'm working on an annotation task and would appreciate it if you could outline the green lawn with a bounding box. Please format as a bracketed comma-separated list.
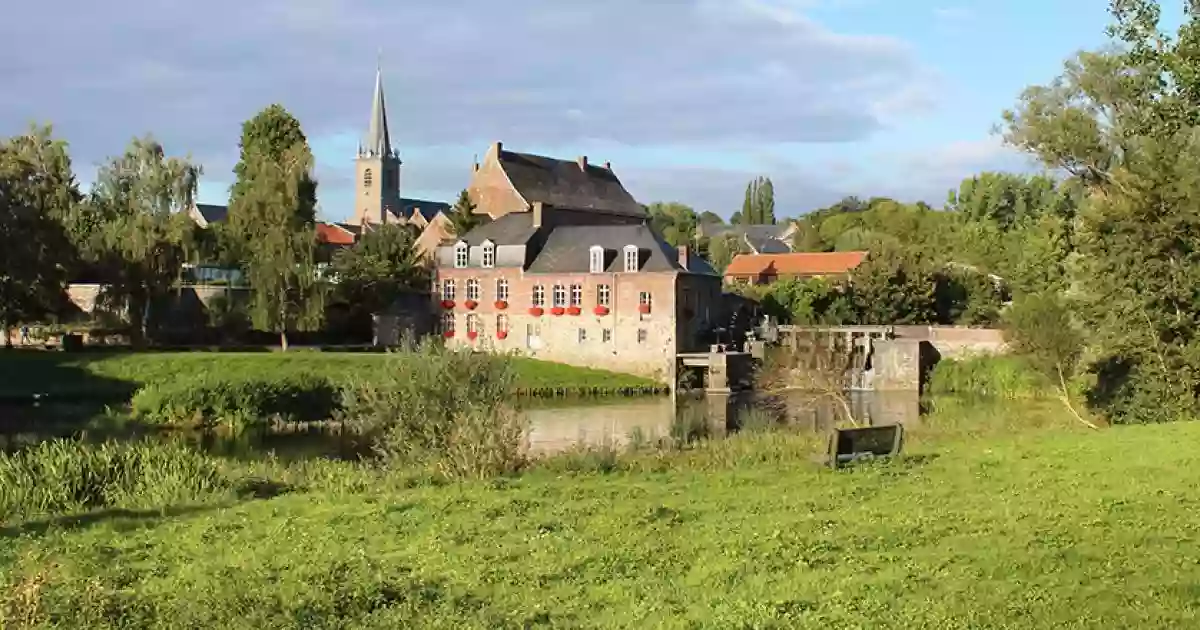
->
[0, 350, 663, 400]
[5, 413, 1200, 628]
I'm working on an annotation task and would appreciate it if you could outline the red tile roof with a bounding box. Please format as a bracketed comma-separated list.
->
[724, 251, 868, 277]
[316, 222, 356, 246]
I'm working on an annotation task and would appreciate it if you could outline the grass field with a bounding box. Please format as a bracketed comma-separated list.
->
[0, 350, 663, 401]
[4, 403, 1198, 628]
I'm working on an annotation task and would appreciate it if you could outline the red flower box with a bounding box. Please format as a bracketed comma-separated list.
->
[638, 303, 652, 314]
[528, 306, 544, 316]
[464, 299, 478, 310]
[442, 330, 454, 338]
[566, 306, 582, 316]
[440, 300, 455, 309]
[550, 306, 566, 316]
[467, 331, 478, 340]
[497, 331, 508, 340]
[494, 300, 508, 310]
[593, 305, 610, 316]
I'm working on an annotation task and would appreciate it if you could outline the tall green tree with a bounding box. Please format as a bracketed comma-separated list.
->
[0, 125, 80, 346]
[755, 176, 776, 224]
[739, 180, 755, 224]
[331, 223, 428, 315]
[1001, 0, 1200, 422]
[237, 144, 324, 351]
[447, 189, 482, 238]
[646, 201, 698, 247]
[83, 137, 202, 346]
[849, 249, 938, 325]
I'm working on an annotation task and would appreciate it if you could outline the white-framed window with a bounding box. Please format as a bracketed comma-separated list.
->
[597, 284, 611, 307]
[440, 312, 455, 333]
[442, 279, 456, 300]
[496, 278, 509, 302]
[466, 314, 480, 334]
[532, 284, 545, 307]
[602, 329, 612, 343]
[637, 329, 648, 343]
[497, 314, 509, 334]
[639, 291, 652, 308]
[589, 245, 605, 273]
[481, 241, 495, 268]
[623, 245, 639, 272]
[552, 284, 567, 307]
[570, 284, 582, 307]
[466, 278, 481, 301]
[454, 241, 469, 268]
[578, 328, 587, 343]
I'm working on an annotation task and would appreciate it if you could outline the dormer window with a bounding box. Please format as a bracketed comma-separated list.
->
[454, 241, 468, 268]
[481, 240, 496, 268]
[623, 245, 639, 272]
[589, 245, 605, 273]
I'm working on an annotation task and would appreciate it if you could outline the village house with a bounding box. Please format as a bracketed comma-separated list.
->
[723, 251, 868, 285]
[432, 142, 723, 381]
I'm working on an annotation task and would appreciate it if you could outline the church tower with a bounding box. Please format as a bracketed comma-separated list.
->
[353, 63, 403, 226]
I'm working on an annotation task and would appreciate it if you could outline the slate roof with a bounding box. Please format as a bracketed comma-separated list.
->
[497, 150, 645, 217]
[397, 197, 450, 222]
[194, 203, 228, 224]
[527, 223, 716, 275]
[455, 212, 540, 247]
[724, 251, 868, 277]
[699, 222, 792, 241]
[744, 234, 792, 254]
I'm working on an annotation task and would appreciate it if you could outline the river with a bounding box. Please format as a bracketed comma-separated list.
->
[0, 391, 922, 459]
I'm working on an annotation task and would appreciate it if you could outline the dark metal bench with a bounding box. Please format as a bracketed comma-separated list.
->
[826, 424, 904, 468]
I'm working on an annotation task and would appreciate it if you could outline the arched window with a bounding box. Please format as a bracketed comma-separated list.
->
[466, 314, 480, 335]
[589, 245, 605, 273]
[496, 314, 509, 334]
[623, 245, 639, 272]
[363, 168, 373, 187]
[454, 241, 469, 268]
[440, 312, 455, 334]
[482, 241, 496, 268]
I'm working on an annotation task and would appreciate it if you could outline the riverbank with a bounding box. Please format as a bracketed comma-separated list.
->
[4, 403, 1196, 628]
[0, 349, 665, 402]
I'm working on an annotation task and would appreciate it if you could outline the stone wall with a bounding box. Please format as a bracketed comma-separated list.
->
[925, 326, 1008, 360]
[869, 339, 922, 391]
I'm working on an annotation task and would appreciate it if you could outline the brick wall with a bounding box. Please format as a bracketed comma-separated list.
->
[435, 267, 687, 381]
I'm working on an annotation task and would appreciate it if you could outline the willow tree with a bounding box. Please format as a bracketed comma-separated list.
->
[84, 137, 200, 346]
[0, 125, 80, 346]
[235, 144, 324, 350]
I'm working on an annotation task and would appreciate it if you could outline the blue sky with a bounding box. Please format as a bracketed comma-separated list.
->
[1, 0, 1124, 221]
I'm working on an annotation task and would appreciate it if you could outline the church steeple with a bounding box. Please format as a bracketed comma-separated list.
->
[358, 57, 394, 159]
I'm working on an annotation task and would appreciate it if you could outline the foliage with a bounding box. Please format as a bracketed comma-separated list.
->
[738, 175, 775, 224]
[331, 223, 428, 315]
[340, 341, 527, 478]
[849, 248, 938, 325]
[1003, 292, 1083, 381]
[926, 355, 1051, 399]
[704, 233, 746, 273]
[79, 137, 202, 346]
[446, 189, 482, 238]
[697, 210, 723, 224]
[0, 439, 225, 519]
[645, 201, 698, 247]
[130, 372, 340, 428]
[0, 125, 80, 344]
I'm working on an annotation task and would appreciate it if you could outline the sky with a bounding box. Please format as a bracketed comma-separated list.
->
[0, 0, 1118, 222]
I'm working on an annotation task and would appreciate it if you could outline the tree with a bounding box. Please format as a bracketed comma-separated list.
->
[698, 211, 724, 225]
[849, 249, 938, 325]
[1004, 292, 1094, 428]
[0, 125, 80, 346]
[447, 189, 482, 238]
[999, 1, 1200, 422]
[237, 144, 325, 351]
[646, 201, 698, 247]
[755, 176, 776, 224]
[705, 233, 745, 274]
[83, 137, 202, 346]
[332, 223, 428, 316]
[740, 181, 755, 224]
[226, 105, 316, 264]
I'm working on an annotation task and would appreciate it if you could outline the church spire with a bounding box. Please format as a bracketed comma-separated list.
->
[360, 53, 393, 159]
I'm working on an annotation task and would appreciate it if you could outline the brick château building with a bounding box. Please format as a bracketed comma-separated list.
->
[433, 142, 722, 380]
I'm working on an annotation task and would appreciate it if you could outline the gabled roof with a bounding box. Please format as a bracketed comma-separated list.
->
[700, 223, 792, 241]
[528, 223, 714, 275]
[724, 251, 868, 277]
[744, 234, 792, 254]
[316, 222, 356, 246]
[193, 203, 228, 225]
[496, 149, 645, 217]
[399, 197, 450, 222]
[455, 212, 539, 247]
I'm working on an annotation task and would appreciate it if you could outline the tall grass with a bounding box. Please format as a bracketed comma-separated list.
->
[926, 355, 1051, 399]
[130, 373, 340, 429]
[340, 340, 529, 479]
[0, 439, 227, 519]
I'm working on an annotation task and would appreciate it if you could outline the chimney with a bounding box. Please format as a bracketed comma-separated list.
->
[473, 162, 479, 172]
[473, 153, 479, 172]
[532, 201, 545, 228]
[577, 155, 588, 170]
[677, 245, 689, 269]
[492, 141, 503, 156]
[603, 161, 611, 170]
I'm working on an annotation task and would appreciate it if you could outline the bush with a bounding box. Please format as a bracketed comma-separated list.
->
[926, 355, 1050, 399]
[340, 340, 528, 479]
[130, 373, 339, 428]
[0, 439, 227, 518]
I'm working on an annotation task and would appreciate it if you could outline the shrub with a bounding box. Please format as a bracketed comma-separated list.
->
[130, 373, 339, 428]
[340, 340, 528, 479]
[926, 355, 1050, 399]
[0, 439, 227, 518]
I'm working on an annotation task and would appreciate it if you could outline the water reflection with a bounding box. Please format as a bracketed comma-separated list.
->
[1, 391, 922, 459]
